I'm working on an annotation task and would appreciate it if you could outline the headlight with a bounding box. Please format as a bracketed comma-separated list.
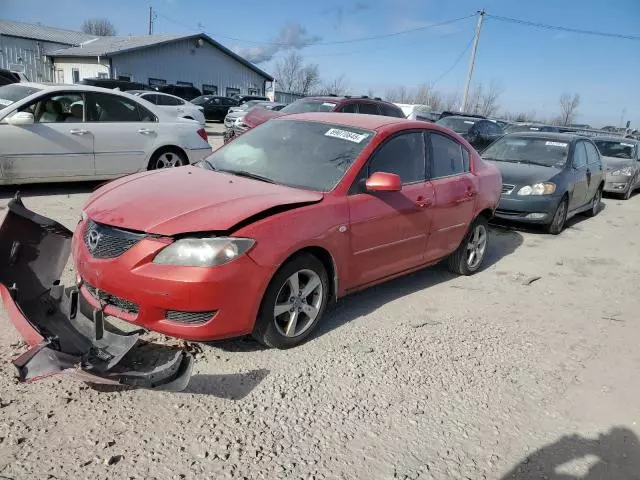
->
[611, 167, 634, 177]
[153, 237, 255, 267]
[517, 183, 556, 196]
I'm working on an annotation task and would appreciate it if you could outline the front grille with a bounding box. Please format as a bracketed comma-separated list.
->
[83, 220, 145, 259]
[166, 310, 215, 325]
[495, 209, 525, 218]
[502, 184, 515, 195]
[84, 282, 139, 314]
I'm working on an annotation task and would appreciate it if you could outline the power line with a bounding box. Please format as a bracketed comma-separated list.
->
[430, 34, 475, 87]
[155, 11, 475, 46]
[486, 13, 640, 41]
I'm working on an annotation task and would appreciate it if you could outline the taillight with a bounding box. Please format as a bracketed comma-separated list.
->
[197, 128, 208, 142]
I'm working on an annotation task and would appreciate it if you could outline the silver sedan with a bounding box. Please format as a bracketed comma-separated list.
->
[593, 137, 640, 200]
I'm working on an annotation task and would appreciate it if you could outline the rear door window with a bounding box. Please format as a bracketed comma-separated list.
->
[338, 103, 357, 113]
[158, 95, 184, 106]
[380, 103, 403, 118]
[358, 102, 380, 115]
[430, 133, 465, 178]
[87, 92, 156, 122]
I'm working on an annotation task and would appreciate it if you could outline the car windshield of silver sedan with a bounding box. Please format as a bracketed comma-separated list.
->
[437, 116, 478, 134]
[0, 84, 42, 108]
[483, 136, 569, 168]
[280, 100, 337, 114]
[593, 140, 636, 159]
[201, 119, 374, 191]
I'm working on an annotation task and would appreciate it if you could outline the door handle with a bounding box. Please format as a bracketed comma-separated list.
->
[416, 196, 433, 208]
[69, 128, 88, 135]
[138, 128, 155, 135]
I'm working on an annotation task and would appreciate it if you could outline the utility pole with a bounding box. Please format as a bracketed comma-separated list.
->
[148, 6, 153, 35]
[460, 9, 485, 112]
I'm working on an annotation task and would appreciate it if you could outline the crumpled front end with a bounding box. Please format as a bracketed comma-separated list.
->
[0, 196, 193, 391]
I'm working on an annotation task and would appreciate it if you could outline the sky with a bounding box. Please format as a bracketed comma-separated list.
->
[2, 0, 639, 127]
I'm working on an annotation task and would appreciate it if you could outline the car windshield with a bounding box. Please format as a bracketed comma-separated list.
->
[191, 96, 212, 105]
[483, 136, 570, 168]
[505, 124, 557, 133]
[201, 119, 373, 191]
[436, 117, 479, 134]
[0, 84, 41, 108]
[593, 140, 636, 159]
[280, 100, 337, 114]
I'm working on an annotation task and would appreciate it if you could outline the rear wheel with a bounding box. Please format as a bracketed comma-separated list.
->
[586, 186, 602, 217]
[252, 253, 329, 349]
[547, 197, 568, 235]
[447, 216, 489, 275]
[148, 148, 188, 170]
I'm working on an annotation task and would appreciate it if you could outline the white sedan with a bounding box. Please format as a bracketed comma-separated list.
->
[128, 90, 206, 125]
[0, 83, 212, 185]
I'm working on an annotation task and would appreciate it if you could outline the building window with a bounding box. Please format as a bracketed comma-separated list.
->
[226, 87, 240, 97]
[72, 68, 80, 84]
[177, 81, 193, 86]
[97, 72, 109, 79]
[148, 78, 166, 86]
[248, 88, 259, 95]
[202, 84, 218, 95]
[118, 75, 131, 81]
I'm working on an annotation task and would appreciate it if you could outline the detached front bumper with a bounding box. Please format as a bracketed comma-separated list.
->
[494, 194, 561, 224]
[0, 197, 193, 391]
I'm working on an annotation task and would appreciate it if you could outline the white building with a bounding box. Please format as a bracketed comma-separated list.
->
[0, 19, 96, 81]
[47, 33, 273, 96]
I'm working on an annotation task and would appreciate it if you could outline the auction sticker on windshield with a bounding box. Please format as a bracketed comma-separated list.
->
[325, 128, 369, 143]
[546, 141, 568, 147]
[0, 99, 12, 107]
[621, 143, 635, 148]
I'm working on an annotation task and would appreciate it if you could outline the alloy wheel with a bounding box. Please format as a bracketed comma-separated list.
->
[155, 152, 185, 169]
[273, 269, 323, 338]
[466, 224, 487, 270]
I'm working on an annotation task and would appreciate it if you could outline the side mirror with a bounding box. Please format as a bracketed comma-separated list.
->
[6, 112, 34, 126]
[365, 172, 401, 192]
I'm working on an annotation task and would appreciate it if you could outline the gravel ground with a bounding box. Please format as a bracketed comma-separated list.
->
[1, 127, 640, 479]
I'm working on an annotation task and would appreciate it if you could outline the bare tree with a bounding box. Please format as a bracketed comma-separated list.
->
[465, 81, 502, 117]
[443, 91, 460, 111]
[504, 111, 537, 122]
[274, 52, 320, 95]
[559, 93, 581, 126]
[316, 75, 348, 96]
[81, 18, 116, 36]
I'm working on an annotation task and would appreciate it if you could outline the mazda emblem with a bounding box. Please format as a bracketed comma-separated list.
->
[87, 229, 101, 252]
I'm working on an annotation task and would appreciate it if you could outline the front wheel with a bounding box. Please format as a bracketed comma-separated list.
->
[586, 186, 602, 217]
[447, 216, 489, 275]
[253, 253, 329, 349]
[547, 197, 568, 235]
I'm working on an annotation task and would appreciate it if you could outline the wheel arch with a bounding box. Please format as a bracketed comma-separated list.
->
[147, 145, 190, 169]
[277, 246, 338, 303]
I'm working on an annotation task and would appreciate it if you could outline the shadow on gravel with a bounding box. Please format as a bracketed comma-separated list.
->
[501, 427, 640, 480]
[313, 227, 523, 338]
[183, 369, 269, 399]
[0, 181, 100, 200]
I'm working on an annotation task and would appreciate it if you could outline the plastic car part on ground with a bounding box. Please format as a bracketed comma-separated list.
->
[0, 196, 193, 391]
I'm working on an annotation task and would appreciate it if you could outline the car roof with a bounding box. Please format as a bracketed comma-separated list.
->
[590, 136, 636, 143]
[14, 82, 140, 94]
[278, 112, 413, 130]
[506, 131, 583, 142]
[440, 115, 485, 121]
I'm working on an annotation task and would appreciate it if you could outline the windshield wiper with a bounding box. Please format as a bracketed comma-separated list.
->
[483, 157, 516, 163]
[217, 169, 276, 184]
[518, 160, 553, 167]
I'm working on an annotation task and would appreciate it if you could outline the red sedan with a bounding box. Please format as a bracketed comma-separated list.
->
[4, 113, 502, 356]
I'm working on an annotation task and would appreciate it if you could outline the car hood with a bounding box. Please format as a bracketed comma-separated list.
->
[601, 156, 635, 171]
[485, 160, 560, 186]
[244, 107, 284, 128]
[84, 166, 324, 236]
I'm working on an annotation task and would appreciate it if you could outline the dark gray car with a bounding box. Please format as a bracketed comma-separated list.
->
[483, 133, 605, 234]
[592, 136, 640, 200]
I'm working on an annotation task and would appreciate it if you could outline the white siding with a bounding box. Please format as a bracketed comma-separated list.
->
[111, 38, 269, 95]
[52, 57, 109, 84]
[0, 35, 67, 81]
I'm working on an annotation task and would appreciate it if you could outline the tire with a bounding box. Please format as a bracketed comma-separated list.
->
[585, 185, 603, 217]
[252, 253, 329, 349]
[623, 180, 634, 200]
[547, 197, 568, 235]
[447, 216, 489, 276]
[148, 147, 188, 170]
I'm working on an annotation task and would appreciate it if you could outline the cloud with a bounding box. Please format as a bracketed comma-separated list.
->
[234, 22, 322, 64]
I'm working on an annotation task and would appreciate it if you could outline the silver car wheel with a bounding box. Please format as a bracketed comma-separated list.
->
[273, 269, 323, 338]
[155, 152, 185, 169]
[466, 224, 487, 270]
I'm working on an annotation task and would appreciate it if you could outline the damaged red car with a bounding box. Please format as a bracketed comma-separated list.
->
[1, 113, 501, 387]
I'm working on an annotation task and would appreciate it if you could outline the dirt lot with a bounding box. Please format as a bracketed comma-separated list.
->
[1, 128, 640, 479]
